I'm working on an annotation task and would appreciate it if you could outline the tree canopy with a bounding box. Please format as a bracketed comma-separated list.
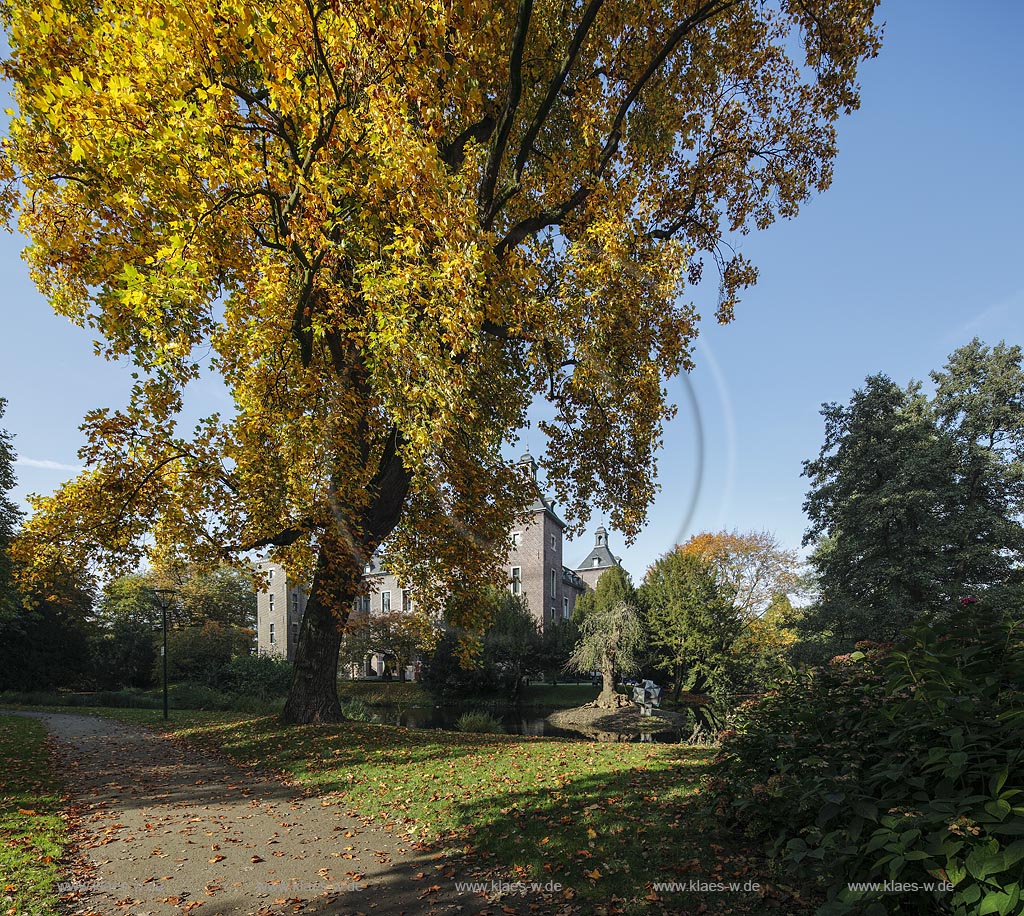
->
[1, 0, 882, 721]
[800, 341, 1024, 656]
[679, 529, 798, 617]
[639, 547, 740, 712]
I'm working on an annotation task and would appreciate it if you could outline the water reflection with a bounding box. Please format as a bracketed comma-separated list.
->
[367, 704, 681, 743]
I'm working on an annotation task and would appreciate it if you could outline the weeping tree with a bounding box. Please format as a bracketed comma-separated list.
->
[568, 565, 643, 707]
[2, 0, 882, 722]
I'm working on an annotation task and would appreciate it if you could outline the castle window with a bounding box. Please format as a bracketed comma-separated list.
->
[511, 567, 522, 596]
[291, 592, 299, 617]
[550, 533, 556, 550]
[563, 597, 569, 619]
[291, 622, 298, 643]
[269, 594, 275, 613]
[550, 568, 556, 596]
[402, 589, 412, 613]
[381, 590, 391, 614]
[269, 622, 276, 645]
[511, 532, 521, 547]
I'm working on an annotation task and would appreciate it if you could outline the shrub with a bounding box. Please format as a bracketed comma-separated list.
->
[454, 710, 504, 734]
[707, 606, 1024, 915]
[219, 654, 292, 699]
[90, 618, 157, 689]
[161, 622, 254, 687]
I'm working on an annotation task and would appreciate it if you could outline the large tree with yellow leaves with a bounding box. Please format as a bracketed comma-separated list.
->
[1, 0, 881, 722]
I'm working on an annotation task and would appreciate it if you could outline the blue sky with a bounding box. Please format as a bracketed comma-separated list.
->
[1, 2, 1022, 580]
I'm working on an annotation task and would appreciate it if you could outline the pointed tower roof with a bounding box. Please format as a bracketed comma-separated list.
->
[576, 526, 620, 572]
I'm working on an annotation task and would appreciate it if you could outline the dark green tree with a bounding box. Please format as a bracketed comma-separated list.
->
[800, 375, 957, 654]
[421, 588, 542, 700]
[537, 618, 577, 684]
[0, 564, 94, 691]
[483, 590, 543, 702]
[0, 400, 94, 690]
[90, 616, 157, 689]
[0, 398, 21, 623]
[639, 549, 742, 709]
[930, 338, 1024, 600]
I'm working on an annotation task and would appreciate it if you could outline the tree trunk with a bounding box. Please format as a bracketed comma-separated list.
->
[281, 554, 349, 724]
[280, 429, 412, 725]
[596, 654, 618, 707]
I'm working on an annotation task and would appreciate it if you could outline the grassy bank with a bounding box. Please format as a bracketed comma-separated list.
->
[0, 715, 67, 916]
[74, 708, 791, 914]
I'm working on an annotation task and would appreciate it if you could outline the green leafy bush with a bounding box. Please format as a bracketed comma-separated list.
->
[219, 654, 292, 699]
[707, 606, 1024, 915]
[454, 710, 504, 734]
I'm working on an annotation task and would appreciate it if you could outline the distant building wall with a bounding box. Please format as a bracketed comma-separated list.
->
[255, 561, 307, 661]
[255, 459, 626, 655]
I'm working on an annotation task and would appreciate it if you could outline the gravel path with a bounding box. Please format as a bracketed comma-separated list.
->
[11, 712, 478, 916]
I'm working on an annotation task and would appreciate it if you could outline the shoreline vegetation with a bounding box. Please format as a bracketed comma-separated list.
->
[0, 680, 606, 715]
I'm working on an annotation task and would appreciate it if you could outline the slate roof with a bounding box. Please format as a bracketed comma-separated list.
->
[576, 526, 620, 572]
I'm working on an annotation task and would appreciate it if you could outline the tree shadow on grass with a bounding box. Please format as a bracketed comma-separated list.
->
[426, 756, 808, 915]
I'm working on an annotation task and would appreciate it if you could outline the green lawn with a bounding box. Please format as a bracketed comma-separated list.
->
[84, 708, 796, 914]
[0, 715, 67, 916]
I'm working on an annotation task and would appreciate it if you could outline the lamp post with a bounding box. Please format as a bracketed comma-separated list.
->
[151, 588, 177, 720]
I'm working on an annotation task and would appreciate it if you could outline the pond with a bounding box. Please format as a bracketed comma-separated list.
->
[365, 704, 683, 743]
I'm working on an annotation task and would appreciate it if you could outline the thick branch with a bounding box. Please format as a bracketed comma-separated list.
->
[511, 0, 606, 184]
[494, 0, 741, 258]
[440, 115, 496, 171]
[478, 0, 534, 226]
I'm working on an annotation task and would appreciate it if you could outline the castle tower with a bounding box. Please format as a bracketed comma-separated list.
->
[575, 526, 621, 590]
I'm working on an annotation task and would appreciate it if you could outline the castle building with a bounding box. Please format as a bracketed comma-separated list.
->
[255, 452, 623, 662]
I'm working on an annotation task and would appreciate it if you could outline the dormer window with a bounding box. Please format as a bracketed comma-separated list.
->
[593, 558, 600, 567]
